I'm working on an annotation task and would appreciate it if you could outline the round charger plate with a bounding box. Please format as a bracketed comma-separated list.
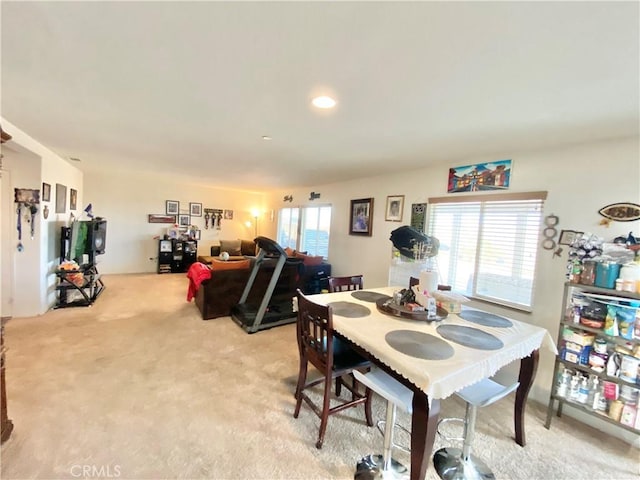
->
[327, 301, 371, 318]
[385, 329, 454, 360]
[436, 324, 503, 350]
[458, 309, 513, 328]
[351, 291, 392, 303]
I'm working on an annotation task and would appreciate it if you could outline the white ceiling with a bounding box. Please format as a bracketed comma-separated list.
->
[2, 1, 638, 191]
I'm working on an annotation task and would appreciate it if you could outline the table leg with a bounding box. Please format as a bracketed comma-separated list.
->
[515, 349, 539, 447]
[410, 391, 440, 480]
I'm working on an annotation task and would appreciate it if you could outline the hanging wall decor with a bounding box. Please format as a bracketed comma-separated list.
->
[448, 159, 512, 193]
[189, 202, 202, 217]
[70, 188, 77, 210]
[55, 184, 67, 213]
[598, 202, 640, 222]
[349, 198, 374, 236]
[411, 203, 427, 232]
[42, 183, 51, 202]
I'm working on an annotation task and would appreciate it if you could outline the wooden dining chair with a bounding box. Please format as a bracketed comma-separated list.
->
[328, 275, 364, 293]
[293, 289, 373, 449]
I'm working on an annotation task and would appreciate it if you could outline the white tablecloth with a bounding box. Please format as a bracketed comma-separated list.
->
[311, 287, 556, 401]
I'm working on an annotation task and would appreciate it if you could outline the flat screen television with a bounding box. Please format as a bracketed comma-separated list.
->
[65, 218, 107, 264]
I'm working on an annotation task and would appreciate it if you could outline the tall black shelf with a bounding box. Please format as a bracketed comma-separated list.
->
[157, 239, 197, 274]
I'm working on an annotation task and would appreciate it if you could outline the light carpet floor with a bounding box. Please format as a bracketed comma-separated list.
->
[1, 273, 638, 480]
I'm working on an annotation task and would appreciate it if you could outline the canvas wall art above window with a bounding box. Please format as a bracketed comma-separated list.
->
[448, 159, 512, 193]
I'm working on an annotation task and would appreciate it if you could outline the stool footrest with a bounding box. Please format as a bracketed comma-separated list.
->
[376, 420, 410, 454]
[436, 417, 465, 444]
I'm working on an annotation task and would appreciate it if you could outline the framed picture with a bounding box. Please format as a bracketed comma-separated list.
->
[189, 202, 202, 217]
[42, 183, 51, 202]
[166, 200, 179, 215]
[70, 188, 77, 210]
[193, 229, 201, 240]
[178, 214, 191, 226]
[55, 183, 67, 213]
[448, 159, 512, 193]
[148, 214, 177, 224]
[224, 209, 234, 220]
[385, 195, 405, 222]
[14, 188, 40, 204]
[559, 230, 583, 245]
[349, 198, 374, 236]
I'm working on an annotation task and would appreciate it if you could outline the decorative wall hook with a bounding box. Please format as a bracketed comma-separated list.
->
[309, 192, 320, 201]
[283, 195, 293, 203]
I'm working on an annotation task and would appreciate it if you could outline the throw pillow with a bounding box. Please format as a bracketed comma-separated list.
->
[284, 247, 295, 257]
[219, 239, 242, 256]
[209, 259, 250, 271]
[240, 239, 257, 256]
[295, 252, 324, 266]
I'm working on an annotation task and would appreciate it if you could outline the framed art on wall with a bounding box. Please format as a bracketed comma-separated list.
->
[166, 200, 179, 215]
[349, 198, 374, 236]
[189, 202, 202, 217]
[70, 188, 77, 210]
[448, 159, 512, 193]
[148, 214, 177, 224]
[42, 183, 51, 202]
[385, 195, 404, 222]
[55, 183, 67, 213]
[179, 214, 191, 226]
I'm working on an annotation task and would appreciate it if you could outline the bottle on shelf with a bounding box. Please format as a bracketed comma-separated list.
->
[577, 375, 590, 404]
[569, 372, 582, 402]
[586, 375, 599, 409]
[556, 368, 571, 398]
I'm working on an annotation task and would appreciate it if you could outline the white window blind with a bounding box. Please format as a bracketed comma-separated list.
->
[277, 205, 332, 258]
[427, 192, 546, 310]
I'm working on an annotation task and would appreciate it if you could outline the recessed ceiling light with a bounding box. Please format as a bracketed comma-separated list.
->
[262, 135, 272, 140]
[312, 96, 336, 109]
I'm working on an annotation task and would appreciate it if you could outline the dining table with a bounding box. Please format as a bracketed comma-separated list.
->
[310, 286, 556, 480]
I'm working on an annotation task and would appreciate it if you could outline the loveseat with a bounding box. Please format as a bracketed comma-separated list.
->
[197, 239, 257, 264]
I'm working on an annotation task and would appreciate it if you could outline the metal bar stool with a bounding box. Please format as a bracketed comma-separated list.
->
[352, 368, 414, 480]
[433, 378, 519, 480]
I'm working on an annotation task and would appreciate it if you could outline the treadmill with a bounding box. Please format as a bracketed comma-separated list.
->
[230, 236, 300, 333]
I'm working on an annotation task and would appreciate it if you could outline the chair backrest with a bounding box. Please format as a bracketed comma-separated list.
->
[328, 275, 364, 293]
[296, 289, 333, 373]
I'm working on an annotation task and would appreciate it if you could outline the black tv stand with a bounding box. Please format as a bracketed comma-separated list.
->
[55, 223, 106, 308]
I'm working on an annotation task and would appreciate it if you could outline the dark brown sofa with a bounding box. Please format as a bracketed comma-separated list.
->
[194, 257, 304, 320]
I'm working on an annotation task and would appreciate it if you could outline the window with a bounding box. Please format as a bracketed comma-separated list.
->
[427, 192, 547, 311]
[277, 205, 332, 258]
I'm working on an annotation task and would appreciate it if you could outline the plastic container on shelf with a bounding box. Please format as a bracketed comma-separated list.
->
[580, 260, 597, 285]
[595, 261, 622, 289]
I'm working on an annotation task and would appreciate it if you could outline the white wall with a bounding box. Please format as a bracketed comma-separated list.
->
[1, 118, 84, 316]
[82, 170, 266, 274]
[264, 136, 640, 442]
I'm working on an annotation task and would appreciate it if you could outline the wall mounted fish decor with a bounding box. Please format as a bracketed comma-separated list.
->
[598, 202, 640, 222]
